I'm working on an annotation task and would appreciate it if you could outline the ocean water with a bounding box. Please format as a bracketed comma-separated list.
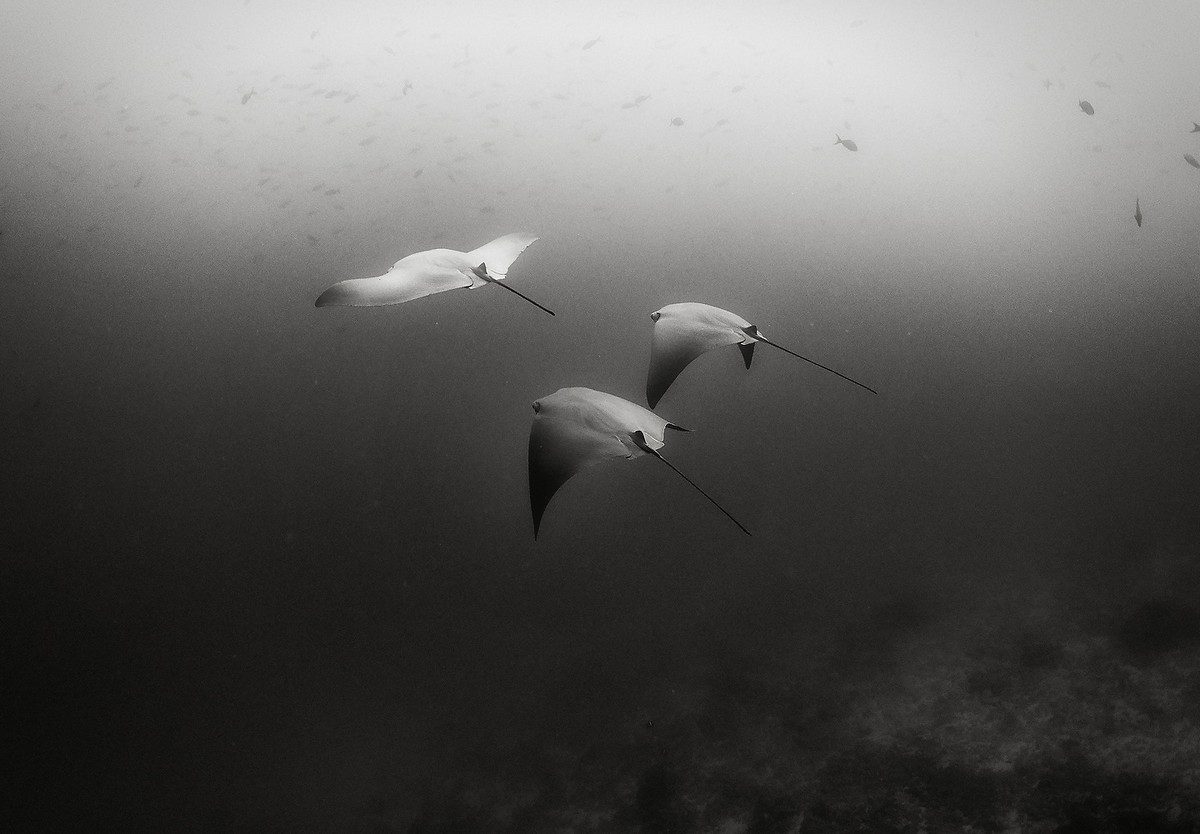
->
[2, 1, 1199, 831]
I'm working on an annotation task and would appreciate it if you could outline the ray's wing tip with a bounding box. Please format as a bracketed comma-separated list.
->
[514, 233, 540, 253]
[646, 382, 669, 409]
[530, 494, 551, 539]
[315, 281, 352, 306]
[645, 366, 680, 410]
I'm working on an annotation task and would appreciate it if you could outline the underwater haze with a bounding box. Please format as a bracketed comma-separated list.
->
[3, 0, 1200, 831]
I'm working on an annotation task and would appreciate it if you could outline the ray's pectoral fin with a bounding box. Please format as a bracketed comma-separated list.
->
[528, 417, 588, 538]
[476, 262, 556, 316]
[528, 411, 630, 538]
[738, 341, 755, 369]
[631, 431, 751, 536]
[646, 348, 705, 410]
[742, 326, 876, 395]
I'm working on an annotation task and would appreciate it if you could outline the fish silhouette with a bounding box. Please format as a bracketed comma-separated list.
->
[1186, 153, 1200, 170]
[1134, 197, 1142, 228]
[1079, 100, 1094, 115]
[834, 134, 857, 151]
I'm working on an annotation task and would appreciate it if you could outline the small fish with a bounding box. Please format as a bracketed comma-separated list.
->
[1095, 80, 1111, 89]
[1079, 99, 1094, 115]
[1134, 197, 1142, 227]
[413, 168, 423, 178]
[834, 134, 857, 151]
[403, 80, 413, 95]
[582, 36, 601, 50]
[635, 94, 650, 104]
[241, 88, 255, 105]
[731, 84, 744, 93]
[359, 136, 377, 146]
[1192, 122, 1200, 133]
[670, 117, 684, 126]
[1186, 153, 1200, 169]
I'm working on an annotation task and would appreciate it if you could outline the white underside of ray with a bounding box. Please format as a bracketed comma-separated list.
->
[314, 233, 538, 307]
[647, 302, 757, 407]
